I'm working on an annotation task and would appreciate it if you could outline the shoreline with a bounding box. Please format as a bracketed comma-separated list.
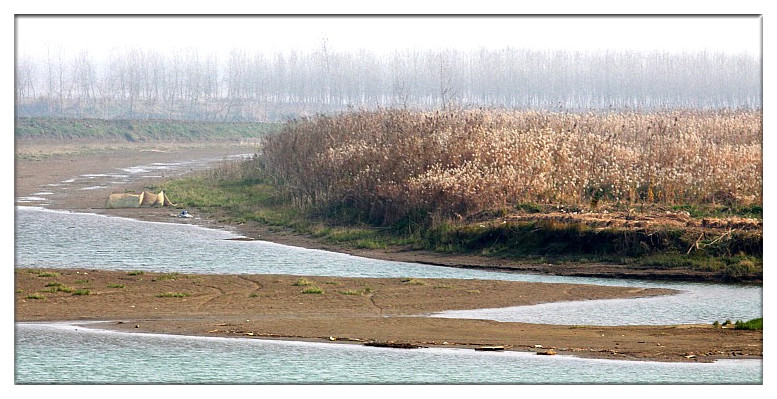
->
[14, 141, 763, 363]
[14, 267, 762, 363]
[93, 207, 764, 286]
[18, 320, 764, 365]
[15, 139, 761, 285]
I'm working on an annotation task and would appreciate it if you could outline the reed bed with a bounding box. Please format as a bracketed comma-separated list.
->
[262, 109, 762, 226]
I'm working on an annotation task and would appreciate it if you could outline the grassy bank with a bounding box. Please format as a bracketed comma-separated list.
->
[154, 109, 761, 283]
[155, 156, 762, 283]
[15, 117, 278, 142]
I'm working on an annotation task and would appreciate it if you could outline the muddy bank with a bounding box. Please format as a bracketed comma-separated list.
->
[13, 141, 763, 363]
[15, 268, 762, 363]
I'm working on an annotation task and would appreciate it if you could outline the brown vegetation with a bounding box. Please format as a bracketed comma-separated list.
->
[263, 109, 762, 226]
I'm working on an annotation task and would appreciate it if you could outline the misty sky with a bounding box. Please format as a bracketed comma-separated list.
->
[15, 15, 761, 60]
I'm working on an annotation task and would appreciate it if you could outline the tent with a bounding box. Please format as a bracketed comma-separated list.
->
[105, 190, 174, 208]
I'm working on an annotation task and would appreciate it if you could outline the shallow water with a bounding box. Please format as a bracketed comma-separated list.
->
[15, 323, 762, 384]
[15, 206, 762, 326]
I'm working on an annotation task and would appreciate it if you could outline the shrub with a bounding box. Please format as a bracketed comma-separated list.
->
[734, 318, 762, 330]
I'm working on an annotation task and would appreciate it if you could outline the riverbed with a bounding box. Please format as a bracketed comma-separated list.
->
[12, 146, 763, 384]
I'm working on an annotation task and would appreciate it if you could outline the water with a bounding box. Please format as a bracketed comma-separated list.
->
[12, 150, 763, 384]
[15, 323, 761, 384]
[15, 206, 762, 326]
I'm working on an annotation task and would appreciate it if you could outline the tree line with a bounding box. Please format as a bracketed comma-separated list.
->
[15, 46, 761, 122]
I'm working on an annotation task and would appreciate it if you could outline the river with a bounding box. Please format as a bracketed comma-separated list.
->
[13, 154, 763, 384]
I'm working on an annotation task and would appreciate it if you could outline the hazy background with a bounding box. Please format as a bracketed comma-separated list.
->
[14, 15, 763, 121]
[16, 15, 761, 59]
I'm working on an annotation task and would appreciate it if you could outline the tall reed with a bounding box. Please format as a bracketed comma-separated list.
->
[262, 108, 762, 226]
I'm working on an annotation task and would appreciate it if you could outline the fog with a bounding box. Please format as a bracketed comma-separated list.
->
[14, 15, 762, 121]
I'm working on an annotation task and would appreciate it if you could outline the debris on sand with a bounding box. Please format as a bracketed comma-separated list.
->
[364, 341, 426, 349]
[475, 345, 505, 351]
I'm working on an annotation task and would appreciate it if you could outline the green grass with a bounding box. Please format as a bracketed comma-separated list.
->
[74, 279, 90, 284]
[292, 278, 314, 287]
[734, 318, 763, 330]
[72, 289, 91, 296]
[15, 117, 277, 141]
[26, 293, 46, 300]
[157, 292, 189, 298]
[108, 283, 125, 289]
[671, 203, 762, 219]
[127, 271, 145, 276]
[157, 273, 180, 281]
[401, 278, 426, 286]
[46, 285, 74, 294]
[339, 290, 362, 295]
[301, 286, 324, 294]
[37, 272, 59, 278]
[339, 286, 375, 295]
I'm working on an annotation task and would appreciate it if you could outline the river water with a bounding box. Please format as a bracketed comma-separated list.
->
[15, 322, 761, 384]
[13, 156, 763, 384]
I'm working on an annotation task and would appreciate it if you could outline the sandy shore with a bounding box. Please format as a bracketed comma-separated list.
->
[15, 268, 762, 363]
[14, 140, 763, 363]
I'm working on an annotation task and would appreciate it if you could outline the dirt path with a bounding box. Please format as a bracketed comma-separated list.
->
[14, 140, 763, 363]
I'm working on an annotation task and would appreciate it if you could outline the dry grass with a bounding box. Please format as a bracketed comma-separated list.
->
[262, 109, 762, 225]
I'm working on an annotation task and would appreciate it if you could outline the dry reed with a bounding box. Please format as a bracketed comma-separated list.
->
[262, 109, 762, 225]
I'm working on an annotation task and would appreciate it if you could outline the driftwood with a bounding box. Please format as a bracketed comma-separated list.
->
[363, 341, 426, 349]
[474, 345, 505, 351]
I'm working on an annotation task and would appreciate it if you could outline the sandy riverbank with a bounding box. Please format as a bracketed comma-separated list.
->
[14, 140, 763, 363]
[15, 268, 763, 363]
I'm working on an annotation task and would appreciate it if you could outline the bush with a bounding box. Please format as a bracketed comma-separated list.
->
[734, 318, 762, 330]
